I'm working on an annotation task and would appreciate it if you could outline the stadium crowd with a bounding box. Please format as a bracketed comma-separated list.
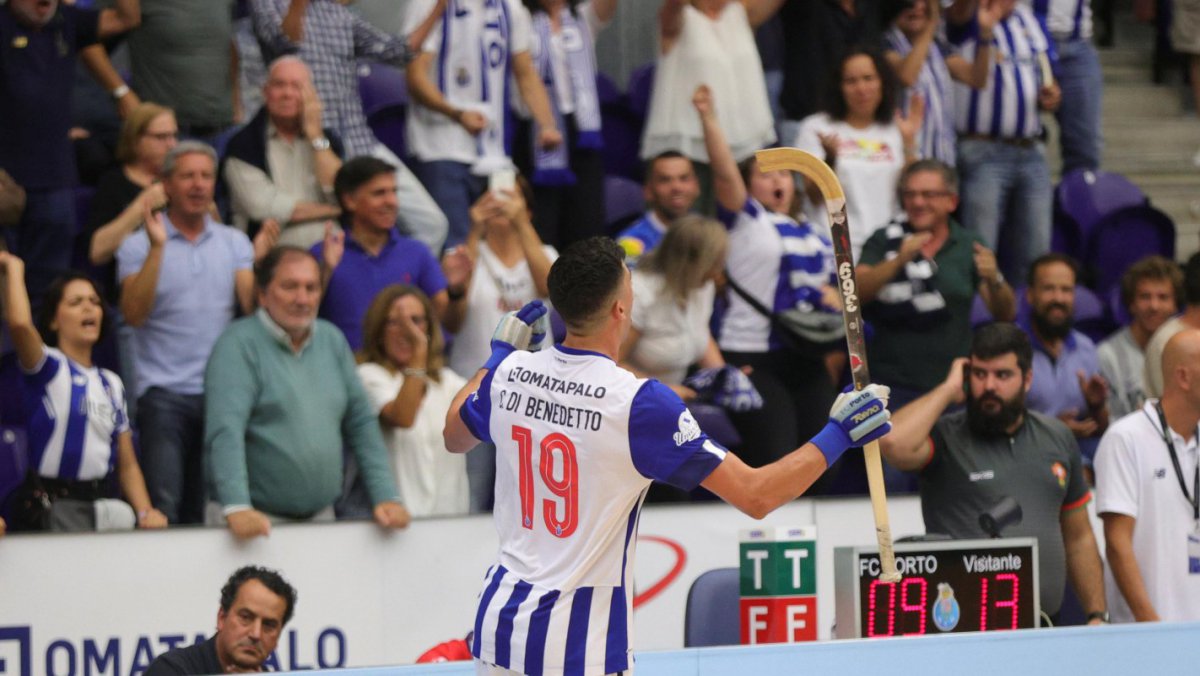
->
[1, 0, 1199, 627]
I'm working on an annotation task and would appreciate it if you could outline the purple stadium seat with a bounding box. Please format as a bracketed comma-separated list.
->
[357, 63, 408, 118]
[1053, 169, 1147, 259]
[368, 109, 408, 161]
[604, 175, 645, 232]
[627, 63, 655, 121]
[1084, 205, 1176, 296]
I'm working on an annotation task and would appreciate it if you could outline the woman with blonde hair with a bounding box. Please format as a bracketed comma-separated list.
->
[619, 214, 729, 396]
[356, 284, 469, 518]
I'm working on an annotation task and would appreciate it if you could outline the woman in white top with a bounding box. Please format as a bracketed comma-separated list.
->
[795, 46, 923, 262]
[618, 214, 727, 396]
[641, 0, 781, 211]
[357, 285, 469, 518]
[448, 176, 556, 512]
[0, 253, 167, 532]
[515, 0, 617, 248]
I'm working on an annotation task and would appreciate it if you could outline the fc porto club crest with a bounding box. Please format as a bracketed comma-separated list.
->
[932, 582, 961, 632]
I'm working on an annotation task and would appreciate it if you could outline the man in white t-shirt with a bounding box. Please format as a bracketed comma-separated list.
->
[1096, 329, 1200, 623]
[404, 0, 561, 250]
[444, 237, 892, 675]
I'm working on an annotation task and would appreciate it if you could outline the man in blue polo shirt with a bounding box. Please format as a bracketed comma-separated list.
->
[0, 0, 140, 302]
[947, 0, 1060, 285]
[614, 151, 700, 268]
[117, 142, 278, 524]
[1022, 253, 1109, 470]
[314, 156, 468, 350]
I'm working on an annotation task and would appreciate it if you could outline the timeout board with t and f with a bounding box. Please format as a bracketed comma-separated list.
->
[833, 538, 1040, 639]
[738, 526, 818, 644]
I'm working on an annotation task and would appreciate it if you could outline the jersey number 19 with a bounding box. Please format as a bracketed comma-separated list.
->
[513, 425, 579, 538]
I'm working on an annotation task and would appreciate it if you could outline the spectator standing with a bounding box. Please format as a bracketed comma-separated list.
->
[404, 0, 561, 248]
[1097, 256, 1182, 419]
[0, 253, 166, 532]
[0, 0, 141, 303]
[882, 0, 997, 165]
[879, 323, 1108, 621]
[1023, 254, 1109, 468]
[857, 160, 1015, 406]
[126, 0, 240, 140]
[613, 151, 700, 267]
[618, 214, 728, 392]
[947, 0, 1060, 285]
[144, 566, 297, 675]
[514, 0, 617, 249]
[641, 0, 780, 212]
[447, 178, 555, 512]
[1143, 253, 1200, 400]
[250, 0, 450, 252]
[224, 56, 344, 247]
[1096, 330, 1200, 623]
[204, 247, 409, 538]
[315, 157, 467, 350]
[1021, 0, 1104, 172]
[116, 142, 277, 524]
[699, 84, 843, 468]
[358, 285, 469, 517]
[795, 46, 923, 262]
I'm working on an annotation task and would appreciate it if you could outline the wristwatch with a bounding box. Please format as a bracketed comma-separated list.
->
[110, 84, 131, 100]
[1086, 611, 1110, 624]
[310, 136, 331, 152]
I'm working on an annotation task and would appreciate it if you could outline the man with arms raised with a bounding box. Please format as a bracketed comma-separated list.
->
[444, 237, 892, 674]
[879, 322, 1107, 623]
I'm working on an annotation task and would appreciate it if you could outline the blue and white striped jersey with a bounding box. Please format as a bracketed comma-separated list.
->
[1027, 0, 1091, 41]
[716, 198, 837, 353]
[460, 346, 727, 675]
[950, 5, 1054, 140]
[23, 347, 128, 481]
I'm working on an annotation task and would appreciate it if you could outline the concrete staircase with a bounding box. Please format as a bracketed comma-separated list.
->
[1075, 13, 1200, 257]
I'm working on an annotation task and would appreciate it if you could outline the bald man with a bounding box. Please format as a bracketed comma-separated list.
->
[224, 56, 345, 247]
[1096, 329, 1200, 622]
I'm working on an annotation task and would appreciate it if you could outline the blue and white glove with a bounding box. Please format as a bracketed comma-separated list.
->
[811, 384, 892, 466]
[483, 300, 550, 371]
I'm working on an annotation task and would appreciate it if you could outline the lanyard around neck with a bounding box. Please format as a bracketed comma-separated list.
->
[1155, 401, 1200, 521]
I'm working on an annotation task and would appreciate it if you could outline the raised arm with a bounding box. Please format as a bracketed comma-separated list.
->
[90, 184, 165, 265]
[659, 0, 687, 54]
[945, 0, 998, 89]
[80, 45, 140, 118]
[702, 385, 892, 518]
[118, 202, 168, 327]
[506, 191, 553, 298]
[741, 0, 785, 28]
[694, 85, 747, 213]
[973, 242, 1016, 320]
[0, 253, 44, 371]
[878, 358, 964, 471]
[97, 0, 141, 40]
[886, 0, 939, 87]
[282, 0, 309, 43]
[250, 0, 300, 58]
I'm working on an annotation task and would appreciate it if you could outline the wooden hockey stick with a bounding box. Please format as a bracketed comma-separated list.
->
[756, 147, 902, 583]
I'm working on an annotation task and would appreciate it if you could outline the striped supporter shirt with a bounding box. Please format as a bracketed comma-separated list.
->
[460, 346, 727, 675]
[23, 346, 128, 481]
[949, 5, 1055, 140]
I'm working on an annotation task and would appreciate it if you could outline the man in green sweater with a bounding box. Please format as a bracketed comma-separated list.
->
[204, 245, 410, 539]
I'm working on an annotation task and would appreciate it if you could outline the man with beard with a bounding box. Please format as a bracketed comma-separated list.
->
[879, 322, 1108, 623]
[1023, 254, 1110, 469]
[615, 151, 701, 267]
[145, 566, 296, 674]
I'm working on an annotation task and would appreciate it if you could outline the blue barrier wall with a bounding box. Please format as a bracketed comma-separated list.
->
[277, 621, 1200, 676]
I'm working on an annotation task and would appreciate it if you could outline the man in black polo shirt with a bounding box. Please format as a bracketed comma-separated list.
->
[0, 0, 140, 302]
[878, 322, 1108, 624]
[145, 566, 297, 675]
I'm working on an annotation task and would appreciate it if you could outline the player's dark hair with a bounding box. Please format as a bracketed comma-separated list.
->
[36, 273, 113, 347]
[548, 237, 626, 332]
[254, 245, 318, 290]
[220, 566, 297, 626]
[1184, 252, 1200, 305]
[970, 322, 1033, 375]
[1026, 252, 1079, 288]
[1120, 255, 1183, 310]
[334, 156, 396, 210]
[827, 45, 899, 125]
